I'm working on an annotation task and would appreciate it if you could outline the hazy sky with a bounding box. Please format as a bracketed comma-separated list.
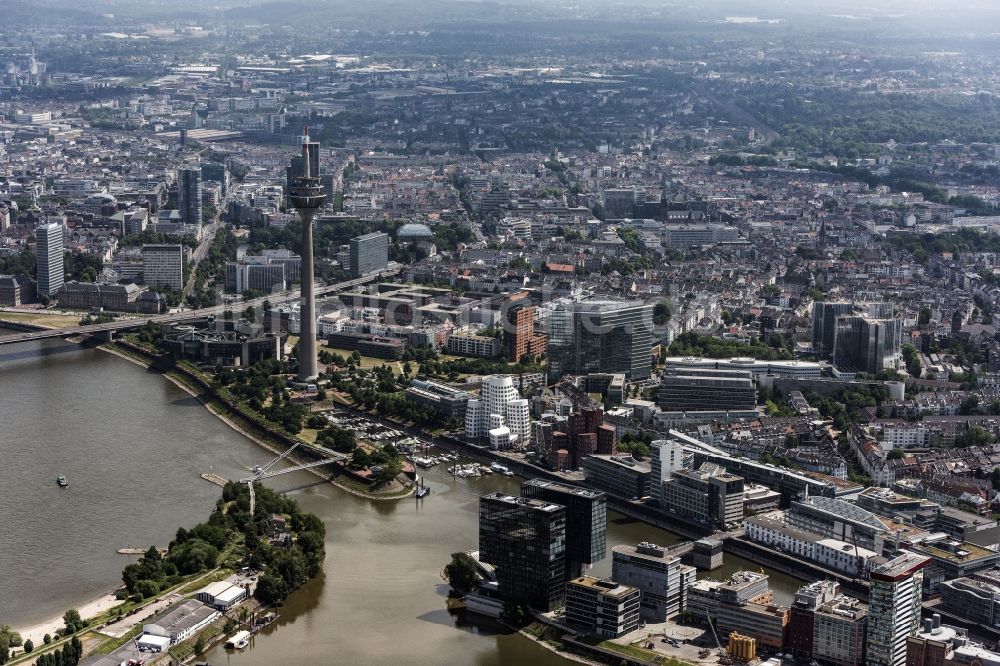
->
[12, 0, 1000, 38]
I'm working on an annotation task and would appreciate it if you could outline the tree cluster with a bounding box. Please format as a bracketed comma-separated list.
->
[61, 610, 85, 635]
[804, 386, 889, 431]
[432, 223, 476, 251]
[0, 626, 22, 665]
[64, 253, 103, 284]
[668, 331, 794, 361]
[0, 250, 35, 278]
[118, 230, 199, 249]
[122, 528, 224, 600]
[955, 425, 994, 448]
[902, 344, 921, 378]
[444, 552, 479, 595]
[188, 226, 238, 309]
[213, 359, 305, 433]
[31, 637, 82, 666]
[219, 483, 326, 607]
[617, 431, 654, 460]
[316, 425, 356, 452]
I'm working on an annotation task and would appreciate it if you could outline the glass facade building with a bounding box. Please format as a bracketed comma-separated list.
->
[832, 316, 903, 375]
[546, 300, 654, 381]
[178, 166, 203, 227]
[812, 302, 857, 360]
[521, 479, 607, 581]
[478, 492, 567, 611]
[812, 301, 896, 364]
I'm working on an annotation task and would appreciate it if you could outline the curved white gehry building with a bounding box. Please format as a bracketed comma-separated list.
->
[465, 399, 485, 438]
[464, 375, 531, 449]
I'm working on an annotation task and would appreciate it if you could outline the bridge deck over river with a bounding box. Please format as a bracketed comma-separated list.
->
[0, 269, 398, 346]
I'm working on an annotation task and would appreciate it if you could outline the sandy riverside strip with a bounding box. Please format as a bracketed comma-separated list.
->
[15, 593, 125, 648]
[98, 344, 413, 501]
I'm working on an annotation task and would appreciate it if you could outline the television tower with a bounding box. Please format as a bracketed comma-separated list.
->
[288, 128, 325, 381]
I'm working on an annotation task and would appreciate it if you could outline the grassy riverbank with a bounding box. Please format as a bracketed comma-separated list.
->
[101, 341, 413, 501]
[0, 311, 82, 329]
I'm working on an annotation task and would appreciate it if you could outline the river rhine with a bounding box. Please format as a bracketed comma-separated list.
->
[0, 333, 799, 665]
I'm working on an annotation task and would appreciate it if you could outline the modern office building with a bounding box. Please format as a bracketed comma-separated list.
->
[582, 373, 627, 403]
[789, 581, 841, 659]
[649, 439, 693, 506]
[349, 231, 389, 278]
[939, 576, 1000, 628]
[404, 379, 473, 420]
[34, 222, 63, 297]
[200, 162, 228, 192]
[478, 492, 567, 611]
[657, 368, 757, 412]
[812, 302, 856, 360]
[866, 553, 931, 666]
[504, 297, 547, 362]
[563, 406, 616, 464]
[446, 332, 501, 358]
[716, 600, 789, 651]
[161, 321, 281, 366]
[813, 593, 868, 666]
[612, 542, 696, 621]
[687, 570, 772, 623]
[603, 188, 638, 218]
[581, 454, 651, 500]
[661, 462, 745, 529]
[225, 261, 286, 294]
[521, 479, 606, 581]
[833, 315, 903, 375]
[565, 576, 641, 638]
[686, 566, 786, 647]
[178, 166, 203, 226]
[907, 538, 1000, 593]
[905, 617, 1000, 666]
[786, 495, 888, 553]
[464, 375, 531, 448]
[811, 301, 896, 362]
[663, 224, 740, 249]
[260, 249, 302, 283]
[142, 244, 184, 291]
[546, 299, 654, 380]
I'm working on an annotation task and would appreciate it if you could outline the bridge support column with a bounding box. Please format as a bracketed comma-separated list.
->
[97, 329, 116, 343]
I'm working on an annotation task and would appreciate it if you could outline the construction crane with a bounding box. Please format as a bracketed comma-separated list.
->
[706, 609, 724, 657]
[851, 530, 869, 580]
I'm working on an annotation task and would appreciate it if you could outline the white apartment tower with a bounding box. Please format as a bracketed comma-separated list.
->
[35, 222, 64, 297]
[650, 439, 691, 506]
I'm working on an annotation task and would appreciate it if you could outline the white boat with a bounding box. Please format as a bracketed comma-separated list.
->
[225, 630, 252, 650]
